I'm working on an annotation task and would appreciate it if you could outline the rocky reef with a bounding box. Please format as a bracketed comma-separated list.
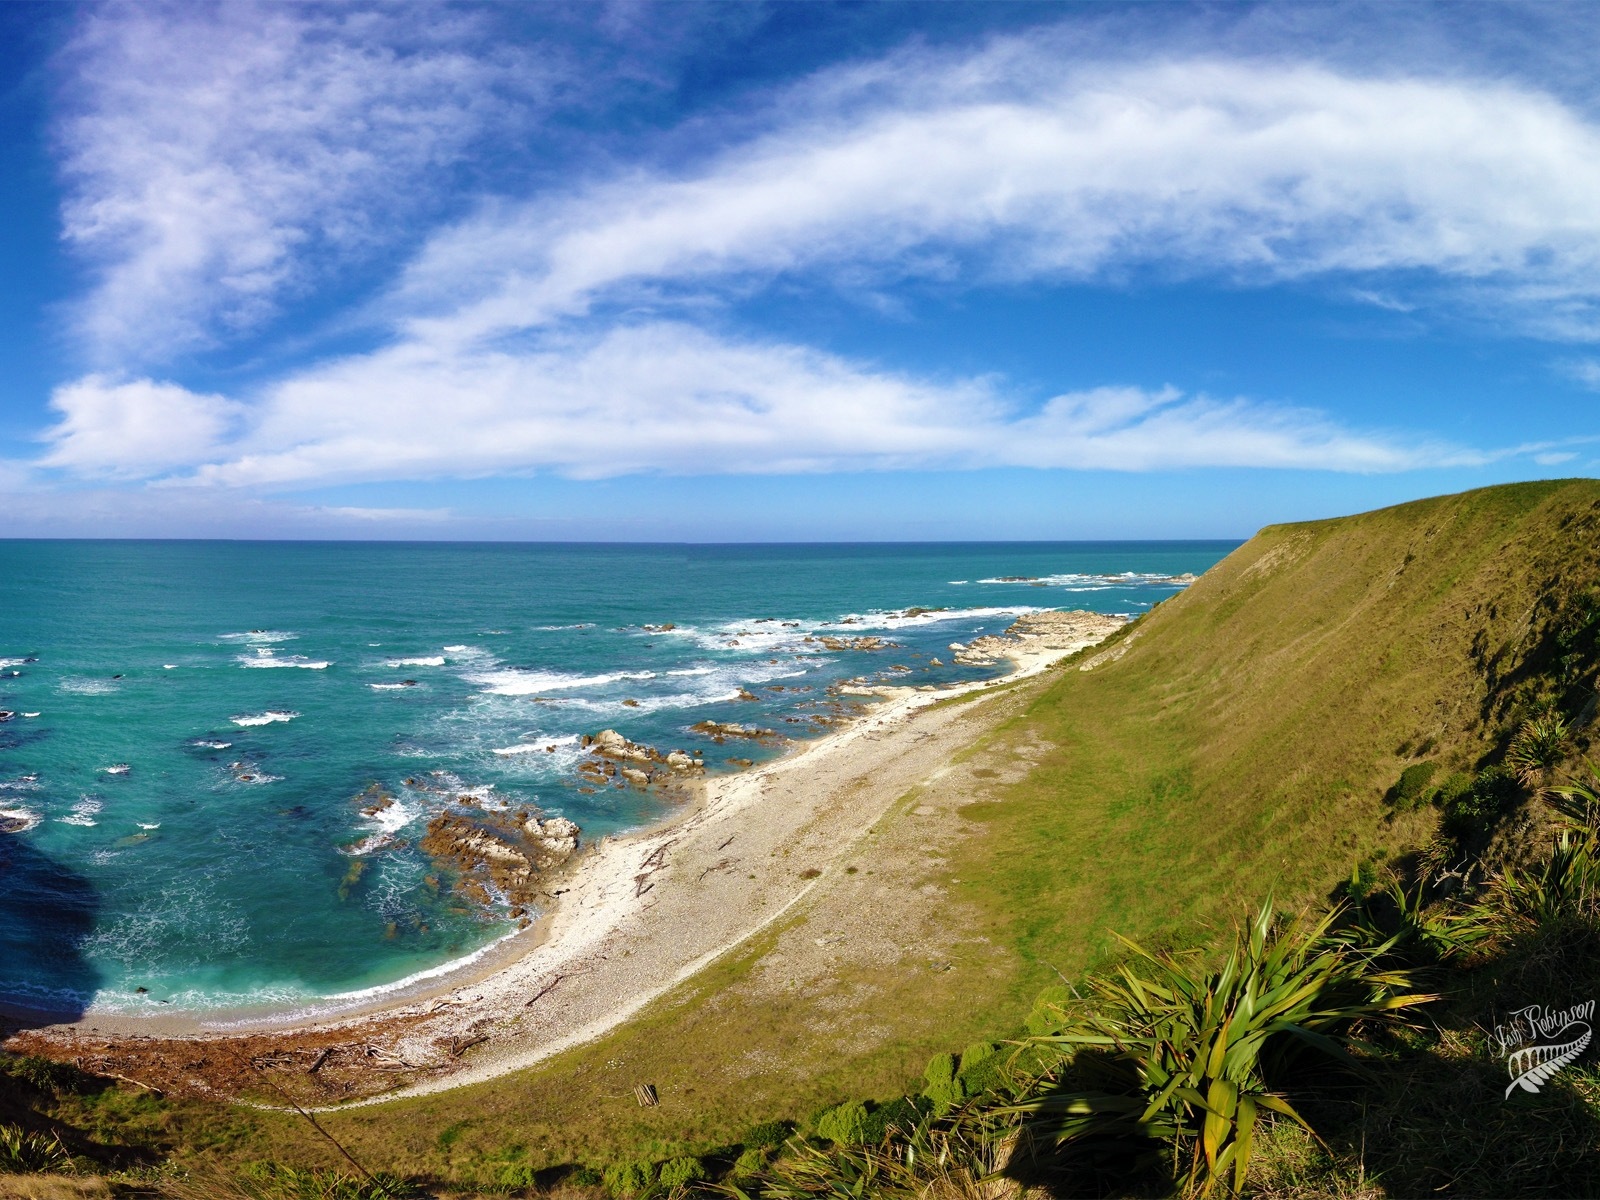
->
[418, 809, 580, 916]
[948, 609, 1127, 666]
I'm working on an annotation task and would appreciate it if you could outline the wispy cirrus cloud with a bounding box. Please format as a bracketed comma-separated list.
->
[392, 54, 1600, 344]
[56, 1, 549, 364]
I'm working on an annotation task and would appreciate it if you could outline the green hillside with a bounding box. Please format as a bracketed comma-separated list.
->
[960, 478, 1600, 990]
[7, 479, 1600, 1197]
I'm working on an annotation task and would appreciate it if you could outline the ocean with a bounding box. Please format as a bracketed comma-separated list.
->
[0, 539, 1235, 1018]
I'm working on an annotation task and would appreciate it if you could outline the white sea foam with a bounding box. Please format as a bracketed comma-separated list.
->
[0, 657, 30, 668]
[469, 668, 656, 696]
[102, 764, 131, 775]
[163, 664, 177, 669]
[59, 678, 118, 695]
[192, 739, 232, 750]
[58, 797, 103, 827]
[492, 742, 554, 756]
[362, 798, 417, 834]
[238, 651, 330, 669]
[231, 711, 299, 727]
[21, 712, 40, 719]
[219, 630, 298, 644]
[975, 571, 1193, 589]
[137, 822, 161, 830]
[825, 604, 1047, 631]
[387, 656, 446, 668]
[370, 682, 418, 691]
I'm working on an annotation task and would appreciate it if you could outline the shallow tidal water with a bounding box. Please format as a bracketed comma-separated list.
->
[0, 540, 1234, 1016]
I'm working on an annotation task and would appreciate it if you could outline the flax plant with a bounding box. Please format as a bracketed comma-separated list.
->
[1006, 902, 1431, 1197]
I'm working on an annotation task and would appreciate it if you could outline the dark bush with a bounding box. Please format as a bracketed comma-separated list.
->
[1388, 761, 1438, 811]
[1442, 766, 1521, 838]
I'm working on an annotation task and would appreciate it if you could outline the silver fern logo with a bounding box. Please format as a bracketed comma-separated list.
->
[1494, 1000, 1594, 1098]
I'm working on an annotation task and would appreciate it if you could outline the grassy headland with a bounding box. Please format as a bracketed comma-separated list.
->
[6, 479, 1600, 1197]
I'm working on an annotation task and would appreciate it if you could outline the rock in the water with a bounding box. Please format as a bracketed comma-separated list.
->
[691, 720, 779, 741]
[419, 809, 581, 909]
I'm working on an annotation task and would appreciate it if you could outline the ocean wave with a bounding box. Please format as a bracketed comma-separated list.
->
[361, 796, 418, 835]
[58, 797, 103, 828]
[468, 668, 656, 696]
[975, 571, 1193, 588]
[824, 604, 1047, 631]
[219, 630, 298, 644]
[0, 775, 40, 791]
[101, 764, 131, 776]
[238, 650, 331, 669]
[0, 656, 34, 668]
[191, 739, 232, 750]
[386, 656, 445, 668]
[58, 678, 119, 695]
[137, 822, 161, 830]
[21, 712, 41, 719]
[231, 711, 299, 727]
[370, 682, 419, 691]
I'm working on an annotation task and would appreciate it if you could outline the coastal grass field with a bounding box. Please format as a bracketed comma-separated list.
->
[11, 478, 1600, 1193]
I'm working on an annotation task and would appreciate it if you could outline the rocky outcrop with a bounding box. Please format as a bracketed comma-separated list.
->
[419, 810, 580, 912]
[806, 634, 897, 652]
[691, 720, 780, 742]
[950, 610, 1127, 666]
[579, 729, 706, 789]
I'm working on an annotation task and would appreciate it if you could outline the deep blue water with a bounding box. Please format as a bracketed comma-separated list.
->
[0, 540, 1235, 1016]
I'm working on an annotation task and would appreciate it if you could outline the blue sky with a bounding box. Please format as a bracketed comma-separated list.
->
[1, 1, 1598, 540]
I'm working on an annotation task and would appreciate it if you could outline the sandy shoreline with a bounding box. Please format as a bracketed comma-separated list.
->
[4, 611, 1120, 1105]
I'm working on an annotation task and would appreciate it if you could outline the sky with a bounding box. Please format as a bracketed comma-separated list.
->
[1, 1, 1598, 541]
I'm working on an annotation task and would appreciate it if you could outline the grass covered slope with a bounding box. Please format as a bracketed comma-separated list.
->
[958, 478, 1600, 999]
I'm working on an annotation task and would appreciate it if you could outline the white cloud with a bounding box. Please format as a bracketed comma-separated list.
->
[1560, 358, 1600, 389]
[35, 324, 1463, 487]
[41, 375, 243, 478]
[393, 56, 1600, 345]
[57, 2, 540, 362]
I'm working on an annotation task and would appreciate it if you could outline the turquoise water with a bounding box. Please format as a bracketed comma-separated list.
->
[0, 540, 1235, 1017]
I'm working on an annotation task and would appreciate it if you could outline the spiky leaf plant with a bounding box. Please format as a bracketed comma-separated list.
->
[1508, 713, 1571, 784]
[1005, 901, 1431, 1197]
[0, 1122, 72, 1173]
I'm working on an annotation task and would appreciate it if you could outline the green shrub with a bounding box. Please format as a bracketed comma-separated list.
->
[657, 1156, 707, 1190]
[1388, 761, 1438, 811]
[572, 1165, 603, 1186]
[0, 1123, 71, 1174]
[921, 1052, 964, 1114]
[955, 1043, 1007, 1098]
[1026, 985, 1071, 1035]
[742, 1120, 791, 1150]
[858, 1097, 920, 1144]
[0, 1054, 85, 1097]
[1443, 766, 1521, 838]
[731, 1147, 768, 1178]
[601, 1158, 655, 1197]
[815, 1099, 870, 1145]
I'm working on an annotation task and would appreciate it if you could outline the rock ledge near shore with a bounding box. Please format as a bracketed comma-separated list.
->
[949, 609, 1127, 666]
